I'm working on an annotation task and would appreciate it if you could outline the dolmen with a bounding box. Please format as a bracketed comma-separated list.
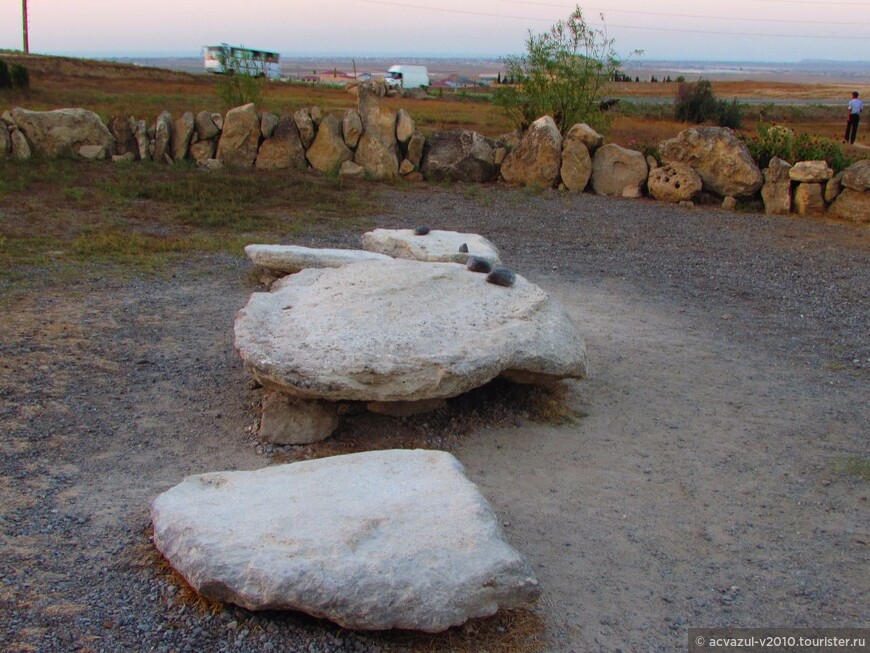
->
[151, 449, 541, 632]
[235, 229, 588, 443]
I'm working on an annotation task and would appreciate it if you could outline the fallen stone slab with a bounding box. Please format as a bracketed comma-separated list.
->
[361, 228, 501, 265]
[234, 258, 587, 402]
[151, 449, 540, 631]
[244, 244, 393, 275]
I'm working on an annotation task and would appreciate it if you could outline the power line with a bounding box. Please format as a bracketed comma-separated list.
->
[355, 0, 870, 39]
[495, 0, 870, 27]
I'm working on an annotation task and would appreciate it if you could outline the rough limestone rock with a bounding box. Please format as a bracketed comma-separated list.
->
[342, 109, 363, 149]
[399, 159, 416, 175]
[406, 130, 425, 167]
[789, 160, 833, 183]
[217, 103, 261, 168]
[659, 126, 763, 198]
[356, 86, 399, 178]
[151, 449, 541, 631]
[500, 115, 562, 188]
[358, 84, 398, 147]
[255, 115, 306, 170]
[259, 392, 339, 444]
[591, 144, 649, 197]
[153, 111, 173, 163]
[793, 183, 825, 216]
[10, 107, 114, 159]
[134, 120, 151, 162]
[361, 229, 500, 265]
[354, 133, 399, 179]
[234, 259, 586, 402]
[108, 115, 137, 157]
[559, 140, 592, 192]
[0, 126, 11, 159]
[244, 244, 393, 274]
[762, 157, 792, 215]
[305, 114, 353, 173]
[396, 108, 415, 145]
[260, 112, 279, 139]
[195, 111, 222, 140]
[828, 188, 870, 224]
[293, 108, 315, 149]
[647, 161, 703, 203]
[842, 159, 870, 192]
[825, 172, 843, 203]
[190, 140, 216, 164]
[339, 160, 365, 179]
[564, 122, 604, 153]
[421, 130, 498, 183]
[78, 144, 107, 160]
[171, 112, 195, 161]
[11, 130, 31, 160]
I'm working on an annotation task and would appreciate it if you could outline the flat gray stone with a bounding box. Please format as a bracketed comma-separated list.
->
[244, 244, 393, 275]
[361, 228, 501, 265]
[234, 258, 587, 402]
[150, 449, 541, 631]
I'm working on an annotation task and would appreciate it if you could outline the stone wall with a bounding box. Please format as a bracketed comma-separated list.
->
[1, 86, 866, 224]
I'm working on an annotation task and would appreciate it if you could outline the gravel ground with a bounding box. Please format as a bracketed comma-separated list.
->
[1, 185, 868, 652]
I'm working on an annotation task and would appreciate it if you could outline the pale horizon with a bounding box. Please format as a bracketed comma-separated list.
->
[2, 0, 869, 63]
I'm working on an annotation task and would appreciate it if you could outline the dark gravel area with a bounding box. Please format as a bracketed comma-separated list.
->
[1, 184, 867, 653]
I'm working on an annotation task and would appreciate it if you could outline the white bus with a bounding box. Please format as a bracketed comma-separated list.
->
[385, 65, 430, 89]
[202, 44, 281, 79]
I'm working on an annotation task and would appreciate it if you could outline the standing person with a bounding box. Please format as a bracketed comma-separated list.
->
[845, 91, 864, 144]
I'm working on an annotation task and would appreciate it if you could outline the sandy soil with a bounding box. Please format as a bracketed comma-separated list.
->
[2, 187, 868, 652]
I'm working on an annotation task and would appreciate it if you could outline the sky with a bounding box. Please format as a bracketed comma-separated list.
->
[1, 0, 869, 62]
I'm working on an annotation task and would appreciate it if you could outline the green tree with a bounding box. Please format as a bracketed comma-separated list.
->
[494, 6, 636, 134]
[215, 46, 267, 108]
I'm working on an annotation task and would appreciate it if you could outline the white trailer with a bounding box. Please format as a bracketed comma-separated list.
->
[385, 65, 430, 89]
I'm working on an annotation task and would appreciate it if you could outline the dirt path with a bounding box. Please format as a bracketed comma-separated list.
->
[2, 188, 868, 652]
[460, 276, 868, 650]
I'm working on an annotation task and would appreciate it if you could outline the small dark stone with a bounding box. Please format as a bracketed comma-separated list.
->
[466, 256, 493, 273]
[486, 266, 516, 287]
[413, 226, 430, 235]
[458, 243, 469, 253]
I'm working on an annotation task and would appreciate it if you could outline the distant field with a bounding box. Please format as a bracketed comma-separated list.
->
[0, 51, 863, 149]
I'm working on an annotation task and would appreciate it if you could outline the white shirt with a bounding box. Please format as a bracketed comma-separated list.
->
[849, 98, 864, 115]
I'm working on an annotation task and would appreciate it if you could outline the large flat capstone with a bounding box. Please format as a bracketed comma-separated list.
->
[234, 258, 587, 401]
[362, 228, 501, 265]
[150, 449, 541, 632]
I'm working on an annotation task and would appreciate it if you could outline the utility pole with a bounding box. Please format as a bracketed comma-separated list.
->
[22, 0, 30, 53]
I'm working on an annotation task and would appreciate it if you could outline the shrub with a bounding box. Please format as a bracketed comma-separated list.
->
[215, 48, 266, 108]
[675, 80, 743, 128]
[0, 60, 11, 89]
[716, 98, 743, 129]
[675, 80, 717, 123]
[741, 123, 855, 173]
[10, 64, 29, 90]
[494, 5, 637, 134]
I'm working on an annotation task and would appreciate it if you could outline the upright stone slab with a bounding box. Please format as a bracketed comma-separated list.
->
[500, 116, 563, 188]
[153, 111, 173, 163]
[560, 140, 592, 192]
[762, 157, 792, 215]
[255, 115, 306, 170]
[217, 103, 261, 168]
[305, 114, 353, 173]
[171, 112, 195, 162]
[150, 449, 541, 631]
